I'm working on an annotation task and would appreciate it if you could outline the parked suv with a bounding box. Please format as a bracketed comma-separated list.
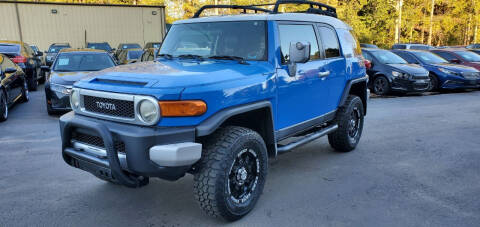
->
[59, 1, 368, 221]
[45, 43, 71, 66]
[392, 50, 480, 90]
[362, 48, 429, 95]
[0, 41, 43, 91]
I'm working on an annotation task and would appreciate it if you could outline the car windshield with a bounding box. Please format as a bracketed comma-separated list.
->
[48, 46, 69, 53]
[122, 44, 141, 49]
[160, 21, 267, 61]
[411, 51, 448, 64]
[455, 51, 480, 62]
[53, 53, 115, 71]
[127, 50, 143, 59]
[370, 50, 407, 64]
[0, 44, 20, 53]
[87, 43, 112, 52]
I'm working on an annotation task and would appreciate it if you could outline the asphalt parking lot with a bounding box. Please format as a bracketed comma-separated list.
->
[1, 86, 480, 227]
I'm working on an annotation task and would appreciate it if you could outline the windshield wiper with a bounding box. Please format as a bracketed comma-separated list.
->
[176, 54, 204, 61]
[158, 54, 173, 60]
[208, 55, 249, 64]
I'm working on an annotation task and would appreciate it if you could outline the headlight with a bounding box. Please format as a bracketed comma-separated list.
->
[438, 68, 461, 77]
[138, 99, 159, 124]
[70, 89, 80, 109]
[50, 83, 72, 95]
[392, 71, 410, 79]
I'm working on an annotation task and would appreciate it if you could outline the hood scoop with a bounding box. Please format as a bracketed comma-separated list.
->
[92, 78, 148, 87]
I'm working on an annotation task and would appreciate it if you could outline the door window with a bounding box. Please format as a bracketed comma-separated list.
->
[433, 51, 457, 61]
[278, 24, 320, 64]
[318, 26, 341, 58]
[394, 52, 418, 64]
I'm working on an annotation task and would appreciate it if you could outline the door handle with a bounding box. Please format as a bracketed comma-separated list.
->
[318, 71, 330, 77]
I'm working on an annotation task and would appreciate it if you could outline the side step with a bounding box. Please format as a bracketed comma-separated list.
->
[277, 124, 338, 154]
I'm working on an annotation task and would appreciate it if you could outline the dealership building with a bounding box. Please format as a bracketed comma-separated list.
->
[0, 1, 166, 51]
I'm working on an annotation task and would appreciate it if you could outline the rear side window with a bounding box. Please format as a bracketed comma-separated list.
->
[336, 29, 360, 58]
[318, 26, 341, 58]
[278, 24, 320, 63]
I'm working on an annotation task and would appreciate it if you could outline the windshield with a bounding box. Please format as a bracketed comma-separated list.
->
[411, 51, 448, 64]
[160, 21, 267, 61]
[455, 51, 480, 62]
[121, 44, 141, 49]
[370, 50, 407, 64]
[127, 50, 143, 59]
[53, 53, 115, 71]
[48, 46, 69, 53]
[87, 43, 112, 52]
[0, 44, 20, 53]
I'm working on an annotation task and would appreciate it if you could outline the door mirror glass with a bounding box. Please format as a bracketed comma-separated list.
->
[4, 67, 17, 74]
[287, 41, 310, 77]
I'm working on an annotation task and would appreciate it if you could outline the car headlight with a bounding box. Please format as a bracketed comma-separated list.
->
[138, 99, 159, 124]
[50, 83, 72, 95]
[438, 68, 461, 77]
[70, 89, 80, 109]
[392, 71, 410, 79]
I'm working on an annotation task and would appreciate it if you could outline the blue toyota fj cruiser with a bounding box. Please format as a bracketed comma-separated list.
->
[59, 0, 368, 221]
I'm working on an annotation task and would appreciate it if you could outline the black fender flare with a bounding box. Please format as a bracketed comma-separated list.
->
[339, 75, 368, 115]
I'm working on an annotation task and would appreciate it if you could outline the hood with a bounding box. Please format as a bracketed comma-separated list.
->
[49, 71, 92, 85]
[75, 60, 274, 94]
[430, 63, 479, 73]
[386, 63, 428, 75]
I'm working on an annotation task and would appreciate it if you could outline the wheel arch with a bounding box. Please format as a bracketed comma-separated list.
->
[196, 101, 276, 157]
[339, 76, 368, 115]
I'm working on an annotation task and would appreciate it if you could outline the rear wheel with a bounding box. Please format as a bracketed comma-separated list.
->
[20, 78, 29, 103]
[0, 91, 8, 122]
[328, 95, 364, 152]
[373, 76, 390, 95]
[193, 126, 268, 221]
[28, 70, 38, 91]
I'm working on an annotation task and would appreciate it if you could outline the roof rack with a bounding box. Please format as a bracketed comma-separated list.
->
[192, 0, 337, 18]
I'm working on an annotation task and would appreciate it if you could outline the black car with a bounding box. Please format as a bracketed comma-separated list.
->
[115, 43, 141, 59]
[0, 54, 29, 122]
[43, 49, 116, 114]
[45, 43, 71, 66]
[0, 41, 43, 91]
[362, 48, 430, 95]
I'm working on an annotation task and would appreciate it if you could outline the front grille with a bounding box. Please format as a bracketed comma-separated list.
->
[83, 95, 134, 118]
[412, 74, 429, 80]
[72, 131, 126, 154]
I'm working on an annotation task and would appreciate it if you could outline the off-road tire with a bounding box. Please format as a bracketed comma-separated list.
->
[328, 95, 364, 152]
[373, 76, 390, 95]
[20, 78, 29, 103]
[193, 126, 268, 221]
[0, 91, 8, 122]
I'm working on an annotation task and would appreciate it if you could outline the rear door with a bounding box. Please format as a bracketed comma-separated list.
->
[275, 22, 331, 135]
[1, 56, 22, 102]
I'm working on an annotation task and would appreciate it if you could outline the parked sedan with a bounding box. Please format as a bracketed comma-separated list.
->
[115, 43, 141, 59]
[45, 43, 71, 66]
[116, 49, 144, 64]
[43, 49, 116, 114]
[431, 49, 480, 71]
[0, 54, 29, 122]
[362, 48, 430, 95]
[392, 50, 480, 91]
[0, 41, 43, 91]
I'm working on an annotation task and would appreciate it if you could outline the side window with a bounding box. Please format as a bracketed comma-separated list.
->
[318, 26, 341, 58]
[278, 24, 320, 64]
[395, 52, 418, 64]
[433, 51, 456, 61]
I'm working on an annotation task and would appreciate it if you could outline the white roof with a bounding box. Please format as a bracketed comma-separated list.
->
[174, 13, 351, 30]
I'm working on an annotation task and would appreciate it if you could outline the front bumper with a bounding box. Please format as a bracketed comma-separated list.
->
[45, 84, 71, 111]
[440, 77, 479, 89]
[391, 78, 430, 93]
[60, 112, 201, 186]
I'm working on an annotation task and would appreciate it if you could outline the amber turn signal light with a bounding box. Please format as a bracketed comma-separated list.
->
[159, 100, 207, 117]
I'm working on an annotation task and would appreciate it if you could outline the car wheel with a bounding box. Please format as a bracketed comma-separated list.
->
[28, 72, 38, 91]
[373, 76, 390, 95]
[0, 91, 8, 122]
[38, 68, 46, 84]
[328, 95, 364, 152]
[428, 74, 439, 91]
[21, 78, 29, 103]
[193, 126, 268, 221]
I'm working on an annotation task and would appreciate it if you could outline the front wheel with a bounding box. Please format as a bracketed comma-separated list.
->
[193, 126, 268, 221]
[328, 95, 364, 152]
[373, 76, 390, 95]
[21, 78, 29, 103]
[0, 91, 8, 122]
[428, 74, 439, 91]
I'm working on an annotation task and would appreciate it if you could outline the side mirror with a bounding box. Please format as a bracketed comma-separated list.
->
[450, 59, 461, 64]
[36, 51, 43, 57]
[4, 67, 17, 74]
[41, 65, 51, 72]
[288, 42, 311, 77]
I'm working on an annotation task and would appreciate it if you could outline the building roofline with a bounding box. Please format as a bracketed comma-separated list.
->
[0, 0, 164, 8]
